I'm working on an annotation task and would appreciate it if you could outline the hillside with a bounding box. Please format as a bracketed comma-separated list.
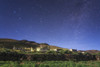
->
[86, 50, 100, 54]
[0, 38, 39, 49]
[0, 38, 18, 42]
[50, 45, 68, 50]
[0, 38, 64, 49]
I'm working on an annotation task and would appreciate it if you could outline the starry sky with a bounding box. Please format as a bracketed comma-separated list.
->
[0, 0, 100, 50]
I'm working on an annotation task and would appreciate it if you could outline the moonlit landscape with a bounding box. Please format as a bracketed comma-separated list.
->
[0, 0, 100, 50]
[0, 0, 100, 67]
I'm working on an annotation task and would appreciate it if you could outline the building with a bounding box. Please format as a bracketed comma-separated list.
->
[36, 47, 49, 52]
[50, 48, 62, 52]
[13, 46, 34, 52]
[24, 47, 34, 52]
[36, 45, 49, 52]
[69, 49, 77, 52]
[81, 52, 85, 54]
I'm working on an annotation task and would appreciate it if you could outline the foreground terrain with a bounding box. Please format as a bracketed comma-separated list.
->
[0, 61, 100, 67]
[0, 39, 100, 67]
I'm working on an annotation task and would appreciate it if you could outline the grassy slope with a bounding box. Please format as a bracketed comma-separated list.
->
[0, 38, 67, 50]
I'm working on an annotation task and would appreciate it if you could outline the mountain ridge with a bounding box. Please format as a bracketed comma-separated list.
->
[0, 38, 65, 49]
[0, 38, 100, 54]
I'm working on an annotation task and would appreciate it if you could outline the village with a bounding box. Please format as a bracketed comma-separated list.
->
[12, 45, 78, 53]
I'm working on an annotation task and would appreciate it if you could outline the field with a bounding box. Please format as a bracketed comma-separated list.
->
[0, 61, 100, 67]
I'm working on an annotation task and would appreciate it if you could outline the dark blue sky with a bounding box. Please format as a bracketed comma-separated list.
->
[0, 0, 100, 50]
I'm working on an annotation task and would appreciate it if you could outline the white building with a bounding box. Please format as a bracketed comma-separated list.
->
[50, 48, 62, 52]
[36, 47, 49, 52]
[69, 49, 77, 52]
[36, 45, 49, 52]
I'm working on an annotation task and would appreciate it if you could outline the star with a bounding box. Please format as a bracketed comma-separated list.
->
[13, 10, 17, 14]
[18, 17, 22, 20]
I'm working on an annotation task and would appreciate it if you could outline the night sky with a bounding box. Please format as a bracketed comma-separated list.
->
[0, 0, 100, 50]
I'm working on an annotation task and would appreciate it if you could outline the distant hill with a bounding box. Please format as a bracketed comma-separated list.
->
[0, 38, 100, 54]
[0, 38, 65, 49]
[0, 38, 18, 42]
[78, 50, 100, 55]
[86, 50, 100, 54]
[0, 38, 39, 49]
[50, 45, 68, 50]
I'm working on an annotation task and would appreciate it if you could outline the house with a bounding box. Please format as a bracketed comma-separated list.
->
[13, 46, 34, 52]
[36, 45, 49, 52]
[81, 52, 85, 54]
[24, 47, 34, 52]
[36, 47, 49, 52]
[69, 49, 77, 52]
[78, 50, 85, 54]
[50, 48, 62, 52]
[50, 49, 57, 51]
